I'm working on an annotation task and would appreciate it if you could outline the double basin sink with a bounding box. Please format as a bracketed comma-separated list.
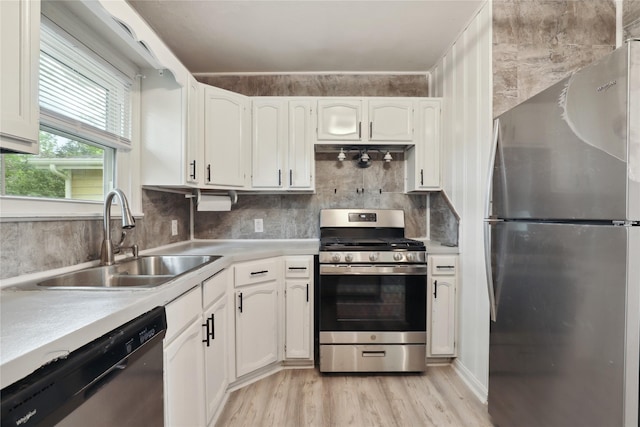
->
[36, 255, 220, 290]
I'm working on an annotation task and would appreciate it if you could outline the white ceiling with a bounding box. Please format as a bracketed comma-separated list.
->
[126, 0, 484, 74]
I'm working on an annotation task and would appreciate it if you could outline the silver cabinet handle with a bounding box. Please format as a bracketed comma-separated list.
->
[358, 121, 362, 139]
[484, 221, 497, 322]
[369, 121, 373, 138]
[362, 351, 386, 357]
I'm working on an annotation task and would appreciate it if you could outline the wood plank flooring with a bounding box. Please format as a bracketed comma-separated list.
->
[215, 366, 494, 427]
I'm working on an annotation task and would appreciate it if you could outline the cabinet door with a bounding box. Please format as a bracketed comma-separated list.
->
[235, 282, 278, 377]
[204, 86, 249, 188]
[164, 319, 206, 427]
[430, 276, 456, 356]
[203, 296, 228, 425]
[317, 99, 362, 141]
[186, 76, 204, 185]
[285, 280, 311, 359]
[406, 99, 441, 191]
[252, 98, 286, 189]
[0, 0, 40, 154]
[288, 100, 314, 189]
[367, 99, 414, 142]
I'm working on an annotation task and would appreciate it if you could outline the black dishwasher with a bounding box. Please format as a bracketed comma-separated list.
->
[1, 306, 167, 427]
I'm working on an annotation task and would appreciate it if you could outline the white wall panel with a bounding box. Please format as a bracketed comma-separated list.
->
[430, 0, 492, 402]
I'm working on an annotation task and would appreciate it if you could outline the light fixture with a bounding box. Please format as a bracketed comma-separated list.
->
[383, 151, 393, 162]
[337, 148, 346, 161]
[360, 151, 370, 162]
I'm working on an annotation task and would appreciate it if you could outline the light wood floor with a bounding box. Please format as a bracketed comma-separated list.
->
[215, 366, 494, 427]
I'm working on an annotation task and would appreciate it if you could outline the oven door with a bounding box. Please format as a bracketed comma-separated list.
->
[318, 264, 427, 344]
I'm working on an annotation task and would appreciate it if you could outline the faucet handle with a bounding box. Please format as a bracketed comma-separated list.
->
[116, 231, 127, 248]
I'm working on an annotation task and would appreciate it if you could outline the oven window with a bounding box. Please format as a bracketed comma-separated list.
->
[319, 274, 426, 332]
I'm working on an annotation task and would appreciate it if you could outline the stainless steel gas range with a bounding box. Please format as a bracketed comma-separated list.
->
[317, 209, 428, 373]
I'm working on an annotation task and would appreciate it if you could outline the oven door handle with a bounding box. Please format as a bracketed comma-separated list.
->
[319, 265, 428, 275]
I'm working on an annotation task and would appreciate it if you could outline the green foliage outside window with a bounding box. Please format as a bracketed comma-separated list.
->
[1, 131, 104, 199]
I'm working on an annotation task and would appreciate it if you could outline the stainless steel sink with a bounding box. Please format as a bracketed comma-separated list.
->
[36, 255, 220, 290]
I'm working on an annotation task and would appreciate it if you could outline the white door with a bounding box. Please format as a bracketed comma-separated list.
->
[203, 296, 228, 424]
[367, 99, 414, 142]
[252, 98, 286, 188]
[164, 319, 205, 427]
[204, 86, 249, 187]
[0, 0, 40, 153]
[287, 100, 314, 189]
[285, 280, 311, 359]
[235, 282, 278, 377]
[430, 276, 456, 356]
[317, 99, 362, 141]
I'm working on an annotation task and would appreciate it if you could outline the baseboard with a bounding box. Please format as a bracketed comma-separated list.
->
[452, 359, 488, 404]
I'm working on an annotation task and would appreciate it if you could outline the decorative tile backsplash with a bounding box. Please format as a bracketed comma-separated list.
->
[195, 153, 431, 240]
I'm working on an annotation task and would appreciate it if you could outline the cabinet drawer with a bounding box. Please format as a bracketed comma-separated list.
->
[165, 286, 202, 343]
[203, 268, 229, 308]
[235, 258, 280, 287]
[430, 256, 457, 275]
[284, 257, 311, 278]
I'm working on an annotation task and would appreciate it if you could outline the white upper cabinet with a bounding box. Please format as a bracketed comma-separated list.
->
[406, 99, 442, 191]
[0, 0, 40, 154]
[368, 100, 414, 142]
[204, 86, 251, 188]
[316, 98, 415, 144]
[317, 99, 362, 141]
[251, 98, 314, 191]
[186, 75, 204, 185]
[252, 98, 287, 188]
[287, 100, 315, 189]
[140, 70, 202, 187]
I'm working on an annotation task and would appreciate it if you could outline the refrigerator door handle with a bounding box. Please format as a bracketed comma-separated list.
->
[484, 221, 498, 322]
[485, 119, 500, 219]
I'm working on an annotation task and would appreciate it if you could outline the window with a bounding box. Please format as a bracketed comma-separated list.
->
[0, 21, 132, 202]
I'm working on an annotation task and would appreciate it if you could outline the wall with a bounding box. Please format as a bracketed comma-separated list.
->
[626, 0, 640, 38]
[493, 0, 616, 117]
[0, 189, 190, 280]
[430, 1, 493, 401]
[194, 74, 456, 242]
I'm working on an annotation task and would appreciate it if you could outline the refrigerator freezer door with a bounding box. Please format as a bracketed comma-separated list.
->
[493, 43, 634, 221]
[488, 221, 635, 427]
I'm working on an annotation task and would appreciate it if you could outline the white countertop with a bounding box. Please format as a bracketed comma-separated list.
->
[0, 238, 456, 389]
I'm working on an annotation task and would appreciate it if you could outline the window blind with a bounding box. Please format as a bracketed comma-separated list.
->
[39, 24, 132, 150]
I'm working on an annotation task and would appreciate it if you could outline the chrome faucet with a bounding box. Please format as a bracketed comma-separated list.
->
[100, 188, 137, 266]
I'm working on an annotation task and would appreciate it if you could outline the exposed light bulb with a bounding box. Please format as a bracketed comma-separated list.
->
[337, 148, 346, 161]
[383, 151, 393, 162]
[360, 151, 370, 162]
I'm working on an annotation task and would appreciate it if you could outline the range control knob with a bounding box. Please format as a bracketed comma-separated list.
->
[332, 253, 341, 262]
[406, 253, 416, 262]
[345, 254, 354, 263]
[393, 252, 404, 261]
[369, 252, 379, 261]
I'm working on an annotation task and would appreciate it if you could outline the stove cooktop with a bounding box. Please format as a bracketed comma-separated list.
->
[319, 237, 426, 252]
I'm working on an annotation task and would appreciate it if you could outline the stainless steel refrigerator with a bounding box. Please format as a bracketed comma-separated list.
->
[485, 39, 640, 427]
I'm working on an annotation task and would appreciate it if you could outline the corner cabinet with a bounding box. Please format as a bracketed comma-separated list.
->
[0, 0, 40, 154]
[234, 258, 280, 378]
[316, 98, 414, 144]
[284, 256, 314, 360]
[204, 86, 251, 189]
[427, 255, 457, 357]
[406, 99, 442, 191]
[251, 98, 314, 191]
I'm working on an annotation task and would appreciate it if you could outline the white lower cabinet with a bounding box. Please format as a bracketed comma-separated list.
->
[427, 255, 458, 357]
[202, 269, 230, 425]
[164, 286, 206, 427]
[284, 256, 314, 360]
[234, 259, 280, 378]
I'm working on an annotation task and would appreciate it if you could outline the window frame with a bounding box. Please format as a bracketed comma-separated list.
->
[0, 9, 142, 219]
